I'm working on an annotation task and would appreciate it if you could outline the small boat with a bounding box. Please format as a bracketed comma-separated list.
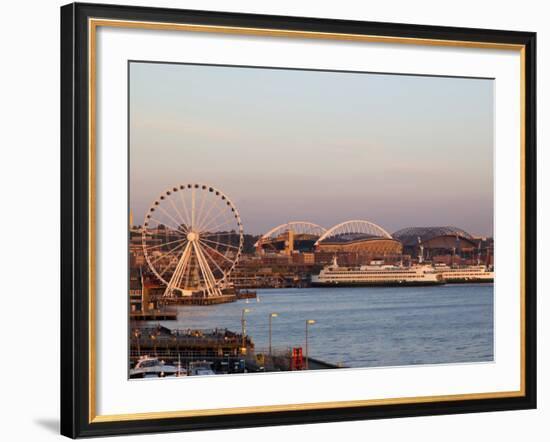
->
[129, 356, 180, 379]
[188, 361, 216, 376]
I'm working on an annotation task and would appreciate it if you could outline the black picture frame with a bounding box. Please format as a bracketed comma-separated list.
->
[61, 2, 537, 438]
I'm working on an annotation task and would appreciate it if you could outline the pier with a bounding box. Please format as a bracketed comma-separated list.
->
[129, 325, 341, 375]
[159, 289, 257, 306]
[130, 309, 177, 321]
[130, 325, 254, 374]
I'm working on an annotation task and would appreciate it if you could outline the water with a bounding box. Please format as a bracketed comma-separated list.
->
[152, 285, 494, 368]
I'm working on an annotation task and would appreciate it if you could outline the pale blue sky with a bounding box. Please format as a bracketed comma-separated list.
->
[130, 62, 494, 236]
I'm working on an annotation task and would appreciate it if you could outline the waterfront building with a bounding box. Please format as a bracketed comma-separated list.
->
[392, 226, 493, 265]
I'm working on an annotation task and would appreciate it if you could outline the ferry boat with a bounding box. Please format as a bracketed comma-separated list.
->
[433, 264, 494, 283]
[311, 258, 444, 287]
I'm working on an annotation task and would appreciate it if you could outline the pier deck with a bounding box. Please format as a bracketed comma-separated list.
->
[159, 290, 257, 306]
[130, 310, 177, 321]
[129, 326, 341, 375]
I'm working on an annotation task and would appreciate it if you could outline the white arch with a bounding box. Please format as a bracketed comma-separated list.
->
[315, 220, 392, 245]
[254, 221, 326, 247]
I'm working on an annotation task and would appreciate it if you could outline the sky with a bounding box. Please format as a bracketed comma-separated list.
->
[129, 62, 494, 237]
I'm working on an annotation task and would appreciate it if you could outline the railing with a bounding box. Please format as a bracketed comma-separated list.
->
[130, 327, 253, 350]
[129, 349, 242, 359]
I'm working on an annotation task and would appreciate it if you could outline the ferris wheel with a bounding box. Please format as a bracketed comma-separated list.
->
[141, 184, 244, 298]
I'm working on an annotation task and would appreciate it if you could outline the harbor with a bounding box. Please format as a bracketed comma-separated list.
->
[131, 284, 493, 375]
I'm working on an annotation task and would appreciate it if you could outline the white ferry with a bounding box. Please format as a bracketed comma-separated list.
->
[434, 264, 494, 283]
[311, 258, 444, 287]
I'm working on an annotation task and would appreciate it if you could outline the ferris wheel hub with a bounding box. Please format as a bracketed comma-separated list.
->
[187, 231, 199, 242]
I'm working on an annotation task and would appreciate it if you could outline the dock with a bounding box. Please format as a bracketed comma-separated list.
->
[160, 289, 256, 306]
[130, 309, 177, 321]
[129, 325, 342, 375]
[130, 325, 254, 374]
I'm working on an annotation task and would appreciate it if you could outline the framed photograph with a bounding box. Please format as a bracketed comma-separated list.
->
[60, 2, 536, 438]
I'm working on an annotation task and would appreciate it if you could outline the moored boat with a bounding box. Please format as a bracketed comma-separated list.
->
[129, 355, 183, 378]
[188, 361, 216, 376]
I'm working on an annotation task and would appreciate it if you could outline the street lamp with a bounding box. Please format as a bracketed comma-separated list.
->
[305, 319, 316, 370]
[241, 308, 251, 354]
[133, 329, 141, 357]
[268, 313, 279, 356]
[150, 332, 157, 357]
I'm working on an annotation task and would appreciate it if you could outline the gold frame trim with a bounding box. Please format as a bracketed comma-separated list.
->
[88, 18, 527, 424]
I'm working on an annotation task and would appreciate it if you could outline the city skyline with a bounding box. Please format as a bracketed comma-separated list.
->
[130, 62, 494, 237]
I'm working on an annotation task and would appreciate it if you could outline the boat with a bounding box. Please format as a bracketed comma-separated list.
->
[311, 257, 444, 287]
[188, 361, 216, 376]
[433, 264, 494, 283]
[129, 356, 181, 379]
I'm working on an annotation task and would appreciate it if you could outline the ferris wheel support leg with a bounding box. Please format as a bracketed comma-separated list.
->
[171, 243, 194, 297]
[193, 241, 222, 297]
[197, 243, 221, 297]
[163, 242, 192, 298]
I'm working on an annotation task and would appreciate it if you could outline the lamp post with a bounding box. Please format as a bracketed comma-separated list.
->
[305, 319, 316, 370]
[268, 313, 278, 356]
[150, 332, 157, 357]
[133, 329, 141, 357]
[241, 308, 251, 354]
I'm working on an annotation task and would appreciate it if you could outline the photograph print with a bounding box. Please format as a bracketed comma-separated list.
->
[128, 61, 494, 379]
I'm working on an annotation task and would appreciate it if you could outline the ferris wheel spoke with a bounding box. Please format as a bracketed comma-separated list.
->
[195, 197, 218, 232]
[201, 231, 238, 238]
[200, 237, 240, 250]
[191, 187, 196, 229]
[198, 244, 227, 277]
[178, 189, 193, 229]
[157, 205, 188, 234]
[143, 237, 187, 251]
[167, 195, 189, 230]
[194, 188, 210, 231]
[198, 239, 235, 265]
[159, 258, 178, 278]
[201, 210, 235, 233]
[147, 240, 188, 267]
[202, 217, 234, 235]
[148, 217, 187, 235]
[198, 202, 233, 233]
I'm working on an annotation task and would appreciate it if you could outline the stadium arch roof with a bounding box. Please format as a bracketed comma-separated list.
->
[315, 220, 392, 245]
[392, 226, 474, 246]
[254, 221, 326, 248]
